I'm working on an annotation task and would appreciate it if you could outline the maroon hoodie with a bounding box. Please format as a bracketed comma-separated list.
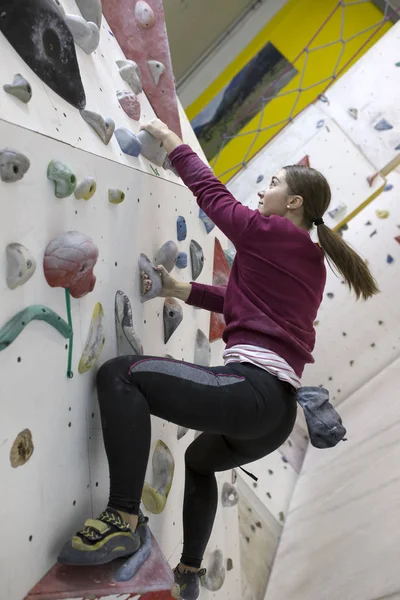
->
[169, 145, 326, 377]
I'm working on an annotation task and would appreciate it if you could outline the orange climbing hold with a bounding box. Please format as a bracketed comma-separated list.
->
[209, 238, 231, 343]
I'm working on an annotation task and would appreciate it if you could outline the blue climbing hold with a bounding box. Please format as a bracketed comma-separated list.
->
[256, 175, 264, 184]
[384, 184, 393, 192]
[175, 252, 187, 269]
[115, 128, 142, 157]
[395, 144, 400, 151]
[375, 119, 393, 131]
[387, 254, 394, 264]
[317, 120, 325, 129]
[199, 208, 215, 234]
[176, 216, 187, 241]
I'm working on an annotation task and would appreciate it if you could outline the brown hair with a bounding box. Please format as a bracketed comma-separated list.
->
[283, 165, 379, 301]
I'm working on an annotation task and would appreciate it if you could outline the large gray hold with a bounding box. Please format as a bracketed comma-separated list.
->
[137, 130, 167, 167]
[201, 549, 226, 591]
[65, 14, 100, 54]
[190, 240, 204, 281]
[155, 240, 178, 273]
[3, 74, 32, 103]
[221, 482, 239, 507]
[194, 329, 211, 367]
[75, 0, 102, 28]
[6, 243, 36, 289]
[116, 60, 143, 95]
[163, 297, 183, 343]
[115, 290, 144, 355]
[139, 253, 162, 302]
[80, 109, 115, 144]
[0, 148, 30, 183]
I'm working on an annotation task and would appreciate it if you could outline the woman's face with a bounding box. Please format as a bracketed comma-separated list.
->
[257, 169, 291, 217]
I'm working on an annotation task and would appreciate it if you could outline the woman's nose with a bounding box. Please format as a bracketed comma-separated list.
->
[257, 190, 264, 199]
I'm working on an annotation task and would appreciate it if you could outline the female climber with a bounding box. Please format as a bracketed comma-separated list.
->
[58, 118, 379, 600]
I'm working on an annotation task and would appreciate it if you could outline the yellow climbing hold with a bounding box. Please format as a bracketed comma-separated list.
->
[376, 210, 389, 219]
[78, 302, 105, 374]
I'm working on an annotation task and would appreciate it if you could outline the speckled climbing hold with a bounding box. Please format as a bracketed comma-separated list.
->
[190, 240, 204, 281]
[0, 305, 71, 351]
[65, 14, 100, 53]
[75, 0, 102, 28]
[117, 90, 141, 121]
[224, 249, 236, 268]
[177, 426, 189, 440]
[115, 128, 142, 158]
[387, 254, 394, 264]
[139, 253, 162, 302]
[78, 302, 105, 374]
[375, 118, 393, 131]
[0, 0, 86, 109]
[163, 298, 183, 344]
[199, 208, 215, 234]
[3, 73, 32, 103]
[226, 558, 233, 572]
[142, 440, 175, 514]
[136, 130, 167, 167]
[176, 216, 187, 241]
[0, 148, 30, 183]
[108, 189, 125, 204]
[194, 329, 211, 367]
[47, 160, 77, 198]
[114, 514, 152, 582]
[155, 241, 178, 273]
[201, 549, 225, 591]
[115, 290, 144, 356]
[135, 1, 155, 28]
[116, 60, 143, 95]
[175, 252, 187, 270]
[148, 60, 165, 86]
[10, 429, 34, 468]
[316, 120, 325, 129]
[221, 482, 239, 508]
[384, 184, 393, 192]
[44, 231, 98, 298]
[256, 175, 264, 184]
[376, 209, 389, 219]
[74, 177, 96, 200]
[348, 108, 358, 120]
[80, 110, 115, 144]
[6, 243, 36, 290]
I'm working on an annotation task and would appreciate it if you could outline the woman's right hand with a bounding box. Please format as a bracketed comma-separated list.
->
[141, 265, 192, 302]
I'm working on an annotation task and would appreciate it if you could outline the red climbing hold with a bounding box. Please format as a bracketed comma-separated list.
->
[209, 238, 231, 343]
[297, 155, 310, 168]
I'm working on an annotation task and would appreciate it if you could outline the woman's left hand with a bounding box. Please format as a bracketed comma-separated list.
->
[141, 118, 171, 142]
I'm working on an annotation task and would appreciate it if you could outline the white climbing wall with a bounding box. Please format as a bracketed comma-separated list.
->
[0, 2, 241, 600]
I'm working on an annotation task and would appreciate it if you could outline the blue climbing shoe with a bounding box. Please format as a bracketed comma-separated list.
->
[173, 565, 207, 600]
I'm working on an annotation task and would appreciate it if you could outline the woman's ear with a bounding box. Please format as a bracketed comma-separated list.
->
[288, 194, 304, 210]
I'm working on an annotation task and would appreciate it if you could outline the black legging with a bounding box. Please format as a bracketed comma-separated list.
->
[96, 355, 297, 568]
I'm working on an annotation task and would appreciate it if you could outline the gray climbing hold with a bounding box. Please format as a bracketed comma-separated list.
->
[52, 0, 66, 16]
[142, 440, 175, 514]
[176, 216, 187, 241]
[6, 243, 36, 289]
[226, 558, 233, 571]
[199, 208, 215, 234]
[177, 426, 189, 440]
[136, 130, 167, 167]
[108, 189, 125, 204]
[75, 0, 102, 29]
[65, 14, 100, 53]
[148, 60, 165, 86]
[348, 108, 358, 120]
[115, 128, 142, 157]
[115, 514, 152, 581]
[221, 482, 239, 508]
[115, 290, 144, 356]
[327, 202, 346, 219]
[224, 249, 236, 268]
[3, 74, 32, 103]
[135, 1, 155, 28]
[139, 253, 162, 302]
[74, 176, 96, 200]
[175, 252, 187, 269]
[190, 240, 204, 280]
[116, 60, 143, 95]
[194, 329, 211, 367]
[165, 354, 174, 359]
[47, 160, 76, 198]
[201, 549, 225, 591]
[163, 156, 179, 177]
[375, 118, 393, 131]
[80, 109, 115, 145]
[155, 241, 178, 273]
[163, 297, 183, 343]
[0, 148, 30, 183]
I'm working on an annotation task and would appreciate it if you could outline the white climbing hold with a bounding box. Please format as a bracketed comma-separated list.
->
[75, 0, 102, 29]
[116, 60, 143, 95]
[65, 14, 100, 54]
[148, 60, 165, 86]
[0, 148, 30, 182]
[6, 243, 36, 289]
[135, 1, 155, 28]
[74, 177, 97, 200]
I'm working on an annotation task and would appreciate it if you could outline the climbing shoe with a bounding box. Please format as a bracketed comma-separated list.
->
[173, 565, 207, 600]
[58, 508, 146, 566]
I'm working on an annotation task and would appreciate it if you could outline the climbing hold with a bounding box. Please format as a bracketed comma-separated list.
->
[47, 160, 77, 198]
[190, 240, 204, 281]
[395, 144, 400, 151]
[175, 252, 187, 269]
[376, 209, 389, 219]
[6, 243, 36, 290]
[65, 14, 100, 53]
[384, 184, 393, 192]
[0, 305, 71, 351]
[80, 110, 115, 145]
[224, 249, 236, 268]
[135, 1, 155, 28]
[115, 290, 144, 356]
[327, 202, 346, 219]
[139, 253, 162, 302]
[43, 231, 98, 298]
[0, 0, 86, 109]
[256, 175, 264, 184]
[375, 118, 393, 131]
[177, 426, 189, 440]
[348, 108, 358, 120]
[395, 235, 400, 245]
[316, 120, 325, 129]
[327, 293, 334, 299]
[367, 172, 379, 187]
[114, 514, 152, 582]
[148, 60, 165, 86]
[201, 549, 225, 591]
[155, 241, 179, 273]
[163, 297, 183, 343]
[75, 0, 102, 28]
[52, 0, 66, 16]
[199, 208, 215, 234]
[297, 155, 310, 167]
[163, 156, 179, 177]
[165, 354, 174, 359]
[194, 329, 211, 367]
[142, 440, 175, 514]
[387, 254, 394, 264]
[74, 177, 96, 200]
[176, 216, 187, 241]
[221, 482, 239, 508]
[3, 73, 32, 103]
[365, 221, 372, 226]
[226, 558, 233, 572]
[78, 302, 105, 374]
[370, 230, 377, 238]
[318, 94, 329, 104]
[115, 128, 142, 157]
[117, 90, 141, 121]
[136, 130, 167, 167]
[0, 148, 30, 183]
[116, 60, 143, 95]
[210, 238, 231, 342]
[10, 429, 34, 468]
[108, 189, 125, 204]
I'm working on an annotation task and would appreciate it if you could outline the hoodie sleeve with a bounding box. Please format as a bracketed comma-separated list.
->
[186, 282, 225, 314]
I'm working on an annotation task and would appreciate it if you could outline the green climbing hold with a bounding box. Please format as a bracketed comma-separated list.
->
[108, 189, 125, 204]
[47, 160, 77, 198]
[396, 62, 400, 67]
[0, 305, 72, 351]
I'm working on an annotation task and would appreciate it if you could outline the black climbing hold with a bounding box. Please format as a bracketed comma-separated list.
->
[256, 174, 264, 184]
[0, 0, 86, 109]
[370, 230, 377, 238]
[349, 360, 354, 366]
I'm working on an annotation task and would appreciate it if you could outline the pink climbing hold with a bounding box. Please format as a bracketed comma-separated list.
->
[117, 90, 141, 121]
